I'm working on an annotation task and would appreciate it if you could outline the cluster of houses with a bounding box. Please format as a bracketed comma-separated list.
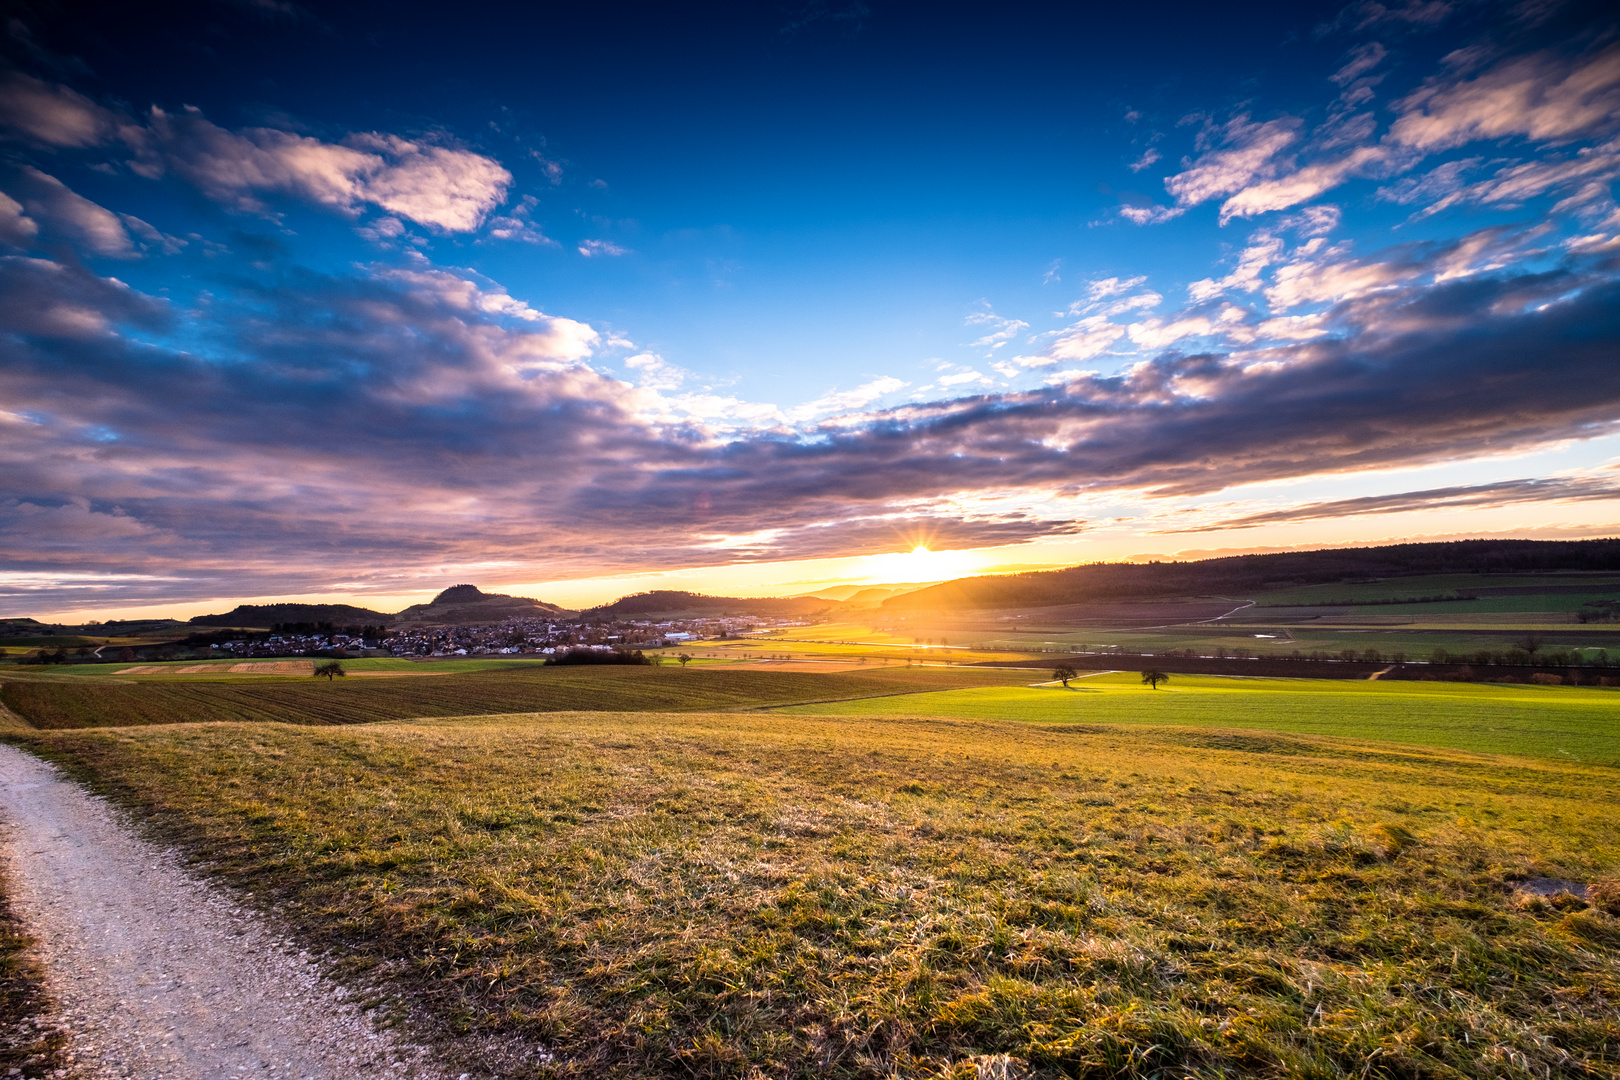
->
[376, 615, 776, 657]
[194, 614, 791, 660]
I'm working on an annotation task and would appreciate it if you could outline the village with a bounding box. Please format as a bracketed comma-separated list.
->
[193, 613, 793, 660]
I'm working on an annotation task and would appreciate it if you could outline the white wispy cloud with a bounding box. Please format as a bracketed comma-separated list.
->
[579, 238, 630, 257]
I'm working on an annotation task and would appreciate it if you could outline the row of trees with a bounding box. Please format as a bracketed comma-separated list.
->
[1053, 664, 1168, 689]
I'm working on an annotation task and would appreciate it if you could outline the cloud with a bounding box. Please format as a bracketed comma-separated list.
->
[10, 168, 135, 257]
[129, 106, 511, 232]
[964, 309, 1028, 352]
[1263, 223, 1542, 308]
[1188, 232, 1284, 301]
[1127, 148, 1162, 172]
[1126, 306, 1248, 350]
[1331, 42, 1388, 87]
[486, 195, 552, 245]
[787, 376, 907, 421]
[1164, 115, 1302, 210]
[0, 73, 118, 148]
[8, 198, 1620, 608]
[1180, 475, 1620, 531]
[1215, 144, 1397, 223]
[9, 8, 1620, 616]
[1404, 136, 1620, 217]
[0, 193, 39, 248]
[118, 214, 187, 255]
[0, 255, 168, 341]
[578, 238, 630, 257]
[1388, 42, 1620, 151]
[1375, 156, 1483, 205]
[1176, 42, 1620, 224]
[1084, 276, 1147, 301]
[1319, 0, 1453, 34]
[1026, 316, 1126, 366]
[1119, 203, 1185, 224]
[624, 352, 687, 390]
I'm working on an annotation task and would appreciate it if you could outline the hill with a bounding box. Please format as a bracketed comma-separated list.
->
[584, 590, 838, 619]
[190, 603, 394, 629]
[393, 584, 572, 625]
[884, 538, 1620, 611]
[791, 582, 937, 605]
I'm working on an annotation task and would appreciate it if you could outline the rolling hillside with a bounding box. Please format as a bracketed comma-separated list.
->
[884, 538, 1620, 611]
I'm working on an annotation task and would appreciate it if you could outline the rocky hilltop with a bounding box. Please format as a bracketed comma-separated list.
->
[393, 584, 574, 625]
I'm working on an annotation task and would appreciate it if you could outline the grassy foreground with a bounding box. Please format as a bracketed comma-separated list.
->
[15, 711, 1620, 1079]
[779, 673, 1620, 765]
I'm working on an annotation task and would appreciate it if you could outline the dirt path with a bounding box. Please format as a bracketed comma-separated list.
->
[0, 744, 450, 1080]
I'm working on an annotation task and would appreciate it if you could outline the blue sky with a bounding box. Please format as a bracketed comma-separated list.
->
[3, 0, 1620, 616]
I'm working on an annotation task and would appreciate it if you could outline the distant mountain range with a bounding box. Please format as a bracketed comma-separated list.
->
[790, 582, 940, 606]
[883, 538, 1620, 611]
[190, 585, 572, 629]
[582, 590, 838, 620]
[182, 538, 1620, 629]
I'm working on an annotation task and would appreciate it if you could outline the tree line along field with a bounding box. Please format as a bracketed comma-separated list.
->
[0, 664, 1034, 730]
[10, 710, 1618, 1080]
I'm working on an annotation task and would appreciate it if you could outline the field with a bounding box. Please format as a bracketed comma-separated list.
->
[0, 664, 1031, 730]
[720, 573, 1620, 664]
[779, 673, 1620, 765]
[4, 651, 1619, 1078]
[13, 708, 1620, 1080]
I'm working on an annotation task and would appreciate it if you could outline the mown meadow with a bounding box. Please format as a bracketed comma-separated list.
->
[780, 673, 1620, 765]
[12, 699, 1620, 1079]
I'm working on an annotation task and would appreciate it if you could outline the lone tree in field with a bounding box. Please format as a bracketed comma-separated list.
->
[1053, 663, 1078, 687]
[1141, 669, 1168, 689]
[313, 659, 346, 681]
[676, 653, 693, 667]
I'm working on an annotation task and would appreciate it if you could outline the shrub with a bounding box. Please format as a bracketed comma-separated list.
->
[545, 648, 652, 666]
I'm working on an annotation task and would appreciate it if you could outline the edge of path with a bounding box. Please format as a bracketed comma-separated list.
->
[0, 735, 547, 1080]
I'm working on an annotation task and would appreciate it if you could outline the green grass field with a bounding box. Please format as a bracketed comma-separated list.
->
[14, 710, 1619, 1080]
[778, 673, 1620, 765]
[1248, 572, 1620, 607]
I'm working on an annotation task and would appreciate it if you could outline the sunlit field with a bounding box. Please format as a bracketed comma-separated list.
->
[16, 708, 1620, 1080]
[778, 673, 1620, 765]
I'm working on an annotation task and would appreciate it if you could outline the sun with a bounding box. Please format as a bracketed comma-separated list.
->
[855, 543, 984, 585]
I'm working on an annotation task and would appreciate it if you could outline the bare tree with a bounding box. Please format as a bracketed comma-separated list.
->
[1141, 669, 1168, 689]
[314, 659, 346, 681]
[1053, 663, 1078, 688]
[677, 653, 693, 667]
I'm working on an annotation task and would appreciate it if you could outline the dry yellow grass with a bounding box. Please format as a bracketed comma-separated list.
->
[17, 710, 1620, 1079]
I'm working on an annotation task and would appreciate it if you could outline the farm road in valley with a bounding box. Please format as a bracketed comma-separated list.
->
[0, 744, 449, 1080]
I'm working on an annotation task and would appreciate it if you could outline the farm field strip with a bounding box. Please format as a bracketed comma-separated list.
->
[777, 673, 1620, 765]
[0, 665, 1035, 730]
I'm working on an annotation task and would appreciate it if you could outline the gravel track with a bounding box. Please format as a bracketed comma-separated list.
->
[0, 743, 452, 1080]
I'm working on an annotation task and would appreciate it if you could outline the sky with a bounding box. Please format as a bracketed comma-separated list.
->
[3, 0, 1620, 619]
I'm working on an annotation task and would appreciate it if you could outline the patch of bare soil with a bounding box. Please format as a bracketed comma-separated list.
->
[228, 660, 316, 675]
